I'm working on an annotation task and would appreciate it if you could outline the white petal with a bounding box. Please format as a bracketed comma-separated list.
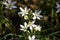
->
[28, 36, 32, 40]
[35, 10, 37, 14]
[30, 27, 32, 30]
[33, 17, 36, 20]
[37, 17, 40, 20]
[32, 35, 35, 39]
[32, 13, 35, 16]
[3, 2, 8, 6]
[9, 8, 12, 10]
[20, 29, 24, 30]
[5, 7, 8, 8]
[22, 13, 25, 16]
[20, 7, 24, 12]
[27, 8, 30, 12]
[38, 27, 41, 31]
[11, 6, 17, 8]
[27, 25, 29, 27]
[32, 21, 35, 24]
[26, 12, 28, 14]
[56, 2, 60, 8]
[18, 12, 23, 15]
[25, 7, 27, 12]
[32, 24, 37, 27]
[39, 27, 41, 31]
[12, 1, 17, 5]
[24, 30, 26, 32]
[8, 0, 11, 4]
[57, 9, 60, 13]
[39, 15, 43, 18]
[24, 22, 27, 27]
[38, 10, 41, 14]
[20, 25, 24, 28]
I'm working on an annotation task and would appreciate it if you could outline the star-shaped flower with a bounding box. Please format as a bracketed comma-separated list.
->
[56, 2, 60, 13]
[34, 25, 41, 31]
[27, 21, 36, 30]
[20, 22, 28, 32]
[3, 0, 17, 10]
[18, 7, 30, 16]
[32, 10, 43, 20]
[28, 35, 35, 40]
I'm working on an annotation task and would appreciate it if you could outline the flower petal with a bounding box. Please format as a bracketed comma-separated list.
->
[32, 13, 35, 16]
[11, 6, 17, 8]
[32, 35, 35, 39]
[32, 24, 37, 27]
[5, 7, 8, 8]
[20, 7, 24, 12]
[22, 13, 25, 16]
[28, 36, 32, 40]
[27, 8, 30, 12]
[20, 29, 24, 31]
[25, 7, 27, 12]
[8, 0, 11, 4]
[57, 9, 60, 13]
[37, 17, 40, 20]
[32, 21, 35, 24]
[12, 1, 17, 5]
[20, 25, 24, 28]
[24, 22, 27, 27]
[35, 10, 37, 14]
[3, 2, 8, 6]
[30, 26, 32, 30]
[18, 12, 23, 15]
[38, 10, 41, 14]
[9, 8, 12, 10]
[26, 12, 28, 14]
[56, 2, 60, 8]
[33, 17, 36, 20]
[39, 15, 43, 18]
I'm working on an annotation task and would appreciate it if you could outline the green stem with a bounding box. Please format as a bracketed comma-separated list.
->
[48, 31, 60, 36]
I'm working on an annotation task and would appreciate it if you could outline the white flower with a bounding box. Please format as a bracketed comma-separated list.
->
[34, 25, 41, 31]
[56, 2, 60, 13]
[32, 10, 43, 20]
[18, 7, 30, 16]
[20, 22, 28, 32]
[28, 35, 35, 40]
[28, 21, 36, 30]
[3, 0, 17, 10]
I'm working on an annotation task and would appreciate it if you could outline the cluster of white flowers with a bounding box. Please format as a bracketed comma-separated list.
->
[18, 7, 43, 40]
[18, 7, 43, 20]
[18, 7, 43, 31]
[2, 0, 60, 40]
[20, 21, 41, 31]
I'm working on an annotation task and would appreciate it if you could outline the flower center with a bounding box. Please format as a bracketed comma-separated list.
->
[35, 13, 39, 17]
